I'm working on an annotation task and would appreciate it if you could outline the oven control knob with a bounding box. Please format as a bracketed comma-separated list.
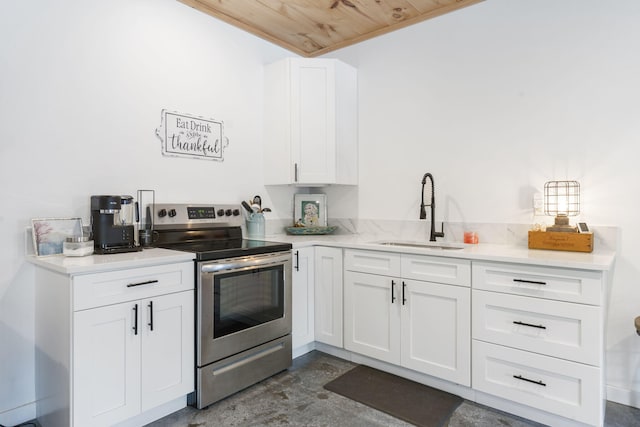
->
[232, 209, 240, 216]
[158, 209, 167, 218]
[168, 209, 177, 218]
[216, 209, 224, 217]
[225, 209, 232, 216]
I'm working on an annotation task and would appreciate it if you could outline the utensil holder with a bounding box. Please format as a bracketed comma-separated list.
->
[246, 213, 265, 239]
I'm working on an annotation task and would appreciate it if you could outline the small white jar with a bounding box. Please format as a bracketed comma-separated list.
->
[63, 236, 94, 257]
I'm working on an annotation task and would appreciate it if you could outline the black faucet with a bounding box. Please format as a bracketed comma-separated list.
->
[420, 173, 445, 242]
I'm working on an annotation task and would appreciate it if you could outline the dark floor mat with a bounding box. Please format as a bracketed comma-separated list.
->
[324, 365, 463, 427]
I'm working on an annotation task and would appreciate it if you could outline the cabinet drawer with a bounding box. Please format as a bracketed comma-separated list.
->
[73, 262, 194, 311]
[473, 290, 601, 366]
[344, 250, 400, 276]
[472, 341, 601, 425]
[402, 255, 470, 287]
[472, 261, 603, 305]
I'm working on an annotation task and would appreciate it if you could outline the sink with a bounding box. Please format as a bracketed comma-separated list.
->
[371, 241, 465, 250]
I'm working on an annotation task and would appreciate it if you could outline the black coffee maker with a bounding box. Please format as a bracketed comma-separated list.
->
[91, 195, 142, 254]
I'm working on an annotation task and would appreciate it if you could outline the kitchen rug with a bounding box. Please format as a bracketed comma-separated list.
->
[324, 365, 463, 427]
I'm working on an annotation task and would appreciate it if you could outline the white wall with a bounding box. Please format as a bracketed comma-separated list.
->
[326, 0, 640, 408]
[2, 0, 640, 424]
[0, 0, 293, 424]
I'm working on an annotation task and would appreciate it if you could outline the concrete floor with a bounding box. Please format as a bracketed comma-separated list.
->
[148, 351, 640, 427]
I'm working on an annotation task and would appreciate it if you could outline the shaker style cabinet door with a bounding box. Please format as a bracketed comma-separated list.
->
[292, 247, 315, 354]
[400, 279, 471, 386]
[344, 270, 401, 364]
[264, 57, 357, 185]
[314, 246, 343, 347]
[141, 291, 195, 411]
[73, 302, 141, 427]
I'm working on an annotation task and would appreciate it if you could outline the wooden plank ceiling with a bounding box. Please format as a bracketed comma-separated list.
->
[179, 0, 484, 57]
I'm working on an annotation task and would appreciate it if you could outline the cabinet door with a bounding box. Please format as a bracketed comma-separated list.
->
[292, 247, 315, 353]
[314, 247, 343, 347]
[401, 280, 470, 386]
[73, 302, 141, 427]
[141, 291, 194, 411]
[290, 58, 336, 184]
[344, 271, 400, 364]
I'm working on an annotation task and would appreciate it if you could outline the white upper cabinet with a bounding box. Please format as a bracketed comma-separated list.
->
[264, 58, 357, 186]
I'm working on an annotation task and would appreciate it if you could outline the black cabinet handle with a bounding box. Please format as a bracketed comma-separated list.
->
[294, 250, 300, 271]
[127, 279, 159, 288]
[402, 281, 407, 305]
[132, 303, 138, 335]
[513, 374, 546, 387]
[513, 320, 546, 330]
[294, 163, 299, 182]
[148, 300, 154, 331]
[391, 280, 396, 303]
[513, 278, 547, 286]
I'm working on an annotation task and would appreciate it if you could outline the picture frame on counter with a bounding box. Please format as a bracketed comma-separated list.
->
[31, 217, 83, 256]
[294, 194, 327, 227]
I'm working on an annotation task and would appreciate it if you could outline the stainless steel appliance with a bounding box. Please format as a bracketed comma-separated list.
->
[153, 203, 293, 409]
[90, 195, 142, 254]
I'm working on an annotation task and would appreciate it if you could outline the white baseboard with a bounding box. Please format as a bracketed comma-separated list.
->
[0, 401, 36, 427]
[607, 385, 640, 409]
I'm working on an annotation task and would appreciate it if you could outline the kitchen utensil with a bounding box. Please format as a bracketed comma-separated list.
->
[253, 195, 262, 208]
[241, 200, 253, 215]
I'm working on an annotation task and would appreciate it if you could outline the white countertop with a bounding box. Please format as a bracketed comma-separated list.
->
[264, 233, 616, 271]
[27, 247, 195, 275]
[27, 233, 616, 275]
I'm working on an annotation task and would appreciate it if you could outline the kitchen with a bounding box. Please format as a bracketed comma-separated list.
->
[1, 0, 639, 426]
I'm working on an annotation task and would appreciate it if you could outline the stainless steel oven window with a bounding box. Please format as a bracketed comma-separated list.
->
[214, 264, 285, 338]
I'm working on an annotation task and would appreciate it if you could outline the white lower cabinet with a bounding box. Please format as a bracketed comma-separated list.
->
[344, 250, 471, 386]
[472, 260, 607, 426]
[314, 247, 343, 347]
[292, 247, 315, 353]
[35, 260, 194, 427]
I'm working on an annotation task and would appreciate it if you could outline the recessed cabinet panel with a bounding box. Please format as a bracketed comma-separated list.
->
[473, 341, 601, 425]
[73, 262, 193, 311]
[264, 57, 357, 185]
[292, 247, 315, 352]
[402, 255, 470, 287]
[472, 261, 602, 305]
[344, 250, 400, 276]
[344, 271, 400, 364]
[314, 247, 343, 347]
[473, 290, 601, 366]
[401, 280, 470, 385]
[74, 303, 141, 427]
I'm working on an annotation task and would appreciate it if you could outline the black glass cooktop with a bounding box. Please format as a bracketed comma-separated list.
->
[157, 238, 292, 261]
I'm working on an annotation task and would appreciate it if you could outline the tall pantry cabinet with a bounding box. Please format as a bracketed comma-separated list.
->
[263, 58, 358, 186]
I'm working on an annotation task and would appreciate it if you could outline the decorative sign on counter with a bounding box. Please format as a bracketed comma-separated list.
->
[156, 109, 229, 161]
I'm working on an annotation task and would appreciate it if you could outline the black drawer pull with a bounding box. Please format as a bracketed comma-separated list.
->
[513, 374, 546, 387]
[132, 303, 138, 335]
[148, 300, 154, 331]
[513, 278, 547, 285]
[127, 279, 159, 288]
[391, 280, 396, 303]
[513, 320, 547, 330]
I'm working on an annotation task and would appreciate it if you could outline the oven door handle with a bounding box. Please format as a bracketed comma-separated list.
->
[201, 253, 291, 274]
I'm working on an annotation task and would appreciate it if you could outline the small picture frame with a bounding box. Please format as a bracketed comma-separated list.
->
[31, 217, 83, 256]
[294, 194, 327, 227]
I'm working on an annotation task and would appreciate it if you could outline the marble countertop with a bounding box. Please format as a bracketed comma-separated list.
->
[263, 233, 616, 271]
[27, 233, 616, 276]
[26, 247, 195, 275]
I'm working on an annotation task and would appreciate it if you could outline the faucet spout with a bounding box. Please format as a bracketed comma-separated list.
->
[420, 173, 445, 242]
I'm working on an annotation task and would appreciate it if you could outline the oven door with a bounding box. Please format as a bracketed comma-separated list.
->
[198, 251, 292, 367]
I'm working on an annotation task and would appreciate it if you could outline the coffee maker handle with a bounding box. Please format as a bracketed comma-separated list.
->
[135, 202, 140, 223]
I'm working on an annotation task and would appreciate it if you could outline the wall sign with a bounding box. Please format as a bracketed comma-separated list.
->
[156, 109, 228, 161]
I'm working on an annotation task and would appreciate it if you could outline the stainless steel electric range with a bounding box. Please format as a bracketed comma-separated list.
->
[153, 203, 293, 409]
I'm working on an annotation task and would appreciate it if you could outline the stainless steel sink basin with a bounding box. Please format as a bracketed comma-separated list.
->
[371, 241, 465, 250]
